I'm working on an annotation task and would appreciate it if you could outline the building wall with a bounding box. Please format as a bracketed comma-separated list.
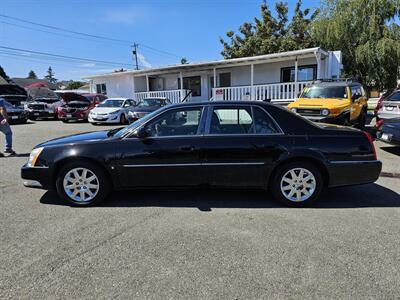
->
[91, 74, 134, 98]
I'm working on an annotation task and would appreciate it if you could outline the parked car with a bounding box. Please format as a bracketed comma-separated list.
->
[21, 101, 381, 207]
[376, 90, 400, 120]
[127, 97, 170, 123]
[25, 86, 62, 120]
[89, 98, 137, 124]
[374, 89, 396, 116]
[376, 118, 400, 145]
[0, 84, 28, 106]
[3, 100, 28, 124]
[57, 93, 106, 122]
[288, 79, 368, 128]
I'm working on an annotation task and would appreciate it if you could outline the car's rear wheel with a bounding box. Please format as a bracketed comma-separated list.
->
[356, 110, 366, 129]
[270, 162, 323, 207]
[56, 160, 111, 206]
[120, 114, 126, 124]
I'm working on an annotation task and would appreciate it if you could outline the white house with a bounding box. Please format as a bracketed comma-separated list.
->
[83, 47, 342, 104]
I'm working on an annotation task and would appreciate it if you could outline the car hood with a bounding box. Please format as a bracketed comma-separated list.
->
[5, 106, 24, 113]
[38, 130, 111, 147]
[91, 107, 121, 114]
[289, 98, 349, 109]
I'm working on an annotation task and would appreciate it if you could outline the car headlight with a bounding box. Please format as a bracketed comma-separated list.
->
[109, 110, 120, 115]
[27, 147, 44, 167]
[290, 108, 297, 113]
[321, 109, 330, 116]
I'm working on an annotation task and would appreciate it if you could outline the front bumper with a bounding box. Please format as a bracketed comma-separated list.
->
[21, 165, 53, 190]
[327, 160, 382, 187]
[8, 114, 27, 123]
[89, 114, 120, 123]
[28, 110, 55, 119]
[58, 112, 88, 121]
[300, 112, 348, 125]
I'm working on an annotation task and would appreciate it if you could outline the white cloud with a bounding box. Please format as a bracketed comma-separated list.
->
[137, 53, 152, 68]
[80, 63, 96, 67]
[104, 7, 149, 25]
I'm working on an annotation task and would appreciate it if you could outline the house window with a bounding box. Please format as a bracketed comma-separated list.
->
[96, 83, 107, 94]
[281, 65, 317, 83]
[178, 76, 201, 97]
[219, 73, 231, 87]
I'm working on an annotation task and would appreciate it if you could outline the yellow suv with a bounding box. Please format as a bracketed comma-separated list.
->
[288, 80, 368, 128]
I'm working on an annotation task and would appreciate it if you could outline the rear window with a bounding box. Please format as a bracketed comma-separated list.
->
[386, 91, 400, 101]
[301, 86, 348, 99]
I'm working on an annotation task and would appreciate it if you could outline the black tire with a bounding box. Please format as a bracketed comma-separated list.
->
[62, 120, 68, 123]
[120, 114, 126, 124]
[270, 161, 323, 207]
[30, 117, 37, 121]
[56, 160, 111, 206]
[355, 110, 366, 130]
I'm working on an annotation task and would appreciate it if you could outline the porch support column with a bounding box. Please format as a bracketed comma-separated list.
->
[179, 71, 183, 101]
[250, 63, 254, 100]
[315, 51, 321, 80]
[146, 74, 149, 94]
[213, 67, 217, 100]
[294, 57, 298, 98]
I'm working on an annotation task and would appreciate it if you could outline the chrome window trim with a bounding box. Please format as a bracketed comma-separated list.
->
[123, 105, 206, 139]
[204, 104, 284, 136]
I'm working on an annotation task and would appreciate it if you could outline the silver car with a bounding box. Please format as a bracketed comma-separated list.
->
[377, 90, 400, 120]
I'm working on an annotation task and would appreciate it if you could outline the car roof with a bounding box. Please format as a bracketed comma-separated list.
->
[166, 100, 272, 109]
[142, 97, 168, 100]
[104, 97, 130, 100]
[311, 81, 361, 88]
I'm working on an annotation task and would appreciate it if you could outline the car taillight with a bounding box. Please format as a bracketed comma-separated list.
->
[363, 131, 377, 160]
[375, 97, 384, 114]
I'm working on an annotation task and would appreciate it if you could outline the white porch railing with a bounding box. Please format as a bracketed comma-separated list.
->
[212, 81, 312, 103]
[134, 89, 192, 104]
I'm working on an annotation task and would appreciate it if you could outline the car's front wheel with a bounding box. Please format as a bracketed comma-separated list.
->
[270, 162, 323, 207]
[56, 160, 111, 206]
[120, 114, 126, 124]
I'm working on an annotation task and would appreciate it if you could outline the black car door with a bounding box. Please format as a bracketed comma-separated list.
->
[115, 106, 207, 188]
[202, 104, 285, 188]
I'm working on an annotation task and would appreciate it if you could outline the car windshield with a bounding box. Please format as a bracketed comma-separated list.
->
[301, 86, 348, 99]
[98, 99, 124, 108]
[137, 98, 164, 107]
[386, 91, 400, 101]
[113, 109, 161, 138]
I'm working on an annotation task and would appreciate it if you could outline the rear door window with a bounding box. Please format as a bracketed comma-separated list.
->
[210, 107, 253, 134]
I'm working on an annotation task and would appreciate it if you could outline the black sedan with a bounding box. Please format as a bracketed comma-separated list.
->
[376, 118, 400, 145]
[4, 100, 28, 124]
[127, 97, 171, 123]
[21, 101, 382, 207]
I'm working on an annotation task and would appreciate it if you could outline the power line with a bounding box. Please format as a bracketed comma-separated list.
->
[0, 14, 189, 60]
[0, 46, 136, 68]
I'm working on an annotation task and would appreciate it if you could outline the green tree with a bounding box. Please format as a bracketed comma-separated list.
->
[220, 0, 319, 58]
[181, 58, 188, 64]
[312, 0, 400, 91]
[27, 70, 37, 79]
[0, 65, 9, 81]
[66, 81, 85, 90]
[44, 66, 57, 83]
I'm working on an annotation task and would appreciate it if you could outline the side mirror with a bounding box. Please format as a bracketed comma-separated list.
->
[352, 94, 360, 102]
[135, 126, 150, 139]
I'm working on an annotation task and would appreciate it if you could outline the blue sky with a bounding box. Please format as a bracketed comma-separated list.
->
[1, 0, 321, 81]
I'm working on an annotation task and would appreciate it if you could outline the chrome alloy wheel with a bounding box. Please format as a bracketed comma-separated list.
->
[63, 168, 99, 202]
[280, 168, 316, 202]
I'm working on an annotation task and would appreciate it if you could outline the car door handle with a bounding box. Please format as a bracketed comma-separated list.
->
[179, 145, 195, 152]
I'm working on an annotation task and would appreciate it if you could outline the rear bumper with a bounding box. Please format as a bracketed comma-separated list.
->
[21, 165, 53, 190]
[327, 160, 382, 187]
[376, 131, 400, 145]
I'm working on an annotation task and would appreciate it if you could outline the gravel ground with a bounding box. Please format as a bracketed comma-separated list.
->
[0, 120, 399, 299]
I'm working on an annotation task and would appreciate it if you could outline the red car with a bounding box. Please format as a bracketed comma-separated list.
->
[57, 93, 107, 122]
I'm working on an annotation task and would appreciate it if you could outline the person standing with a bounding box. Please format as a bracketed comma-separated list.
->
[0, 97, 16, 157]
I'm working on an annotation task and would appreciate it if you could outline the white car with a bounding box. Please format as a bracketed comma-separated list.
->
[88, 98, 136, 124]
[377, 90, 400, 120]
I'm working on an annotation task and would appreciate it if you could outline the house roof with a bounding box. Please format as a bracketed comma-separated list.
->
[83, 47, 328, 79]
[11, 78, 58, 89]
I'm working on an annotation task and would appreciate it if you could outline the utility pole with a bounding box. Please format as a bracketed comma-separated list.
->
[132, 43, 139, 70]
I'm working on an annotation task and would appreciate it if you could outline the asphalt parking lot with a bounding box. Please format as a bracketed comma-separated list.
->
[1, 120, 400, 299]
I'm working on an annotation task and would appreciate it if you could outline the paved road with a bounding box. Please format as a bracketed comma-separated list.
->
[1, 121, 399, 299]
